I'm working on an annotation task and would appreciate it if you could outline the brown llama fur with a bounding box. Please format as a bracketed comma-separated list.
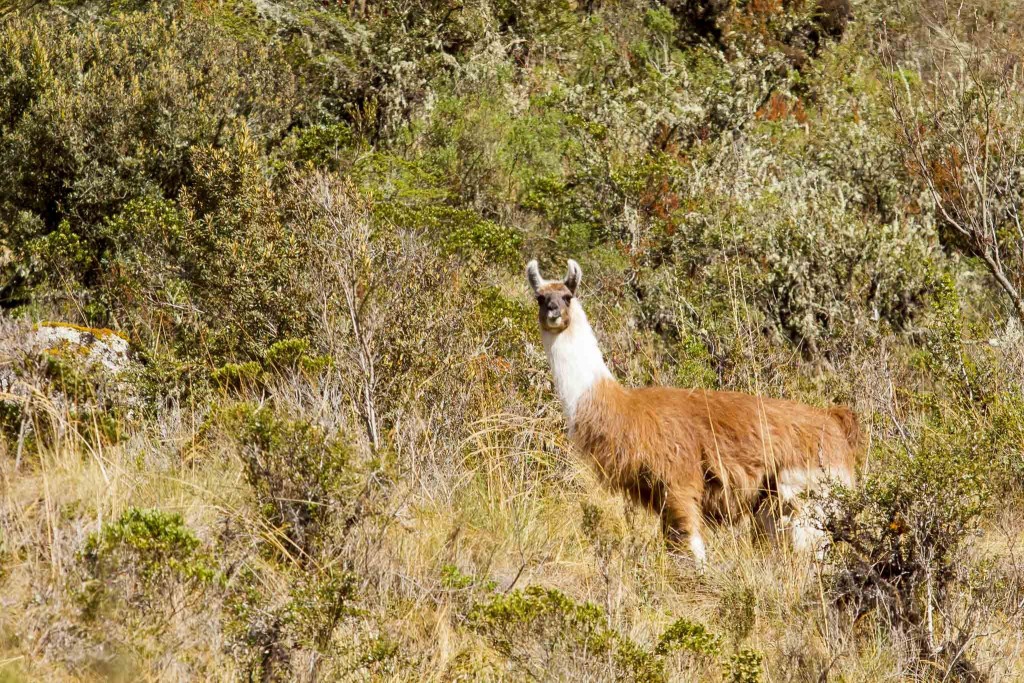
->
[527, 258, 860, 562]
[573, 380, 858, 551]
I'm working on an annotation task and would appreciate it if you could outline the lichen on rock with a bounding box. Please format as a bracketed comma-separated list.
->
[29, 322, 133, 375]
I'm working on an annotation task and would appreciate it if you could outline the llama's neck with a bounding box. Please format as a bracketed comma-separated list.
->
[542, 300, 614, 424]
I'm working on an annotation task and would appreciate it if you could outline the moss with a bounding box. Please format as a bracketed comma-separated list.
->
[36, 321, 129, 342]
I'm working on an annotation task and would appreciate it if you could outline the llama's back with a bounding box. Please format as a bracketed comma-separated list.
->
[575, 382, 857, 507]
[647, 387, 858, 475]
[572, 380, 859, 526]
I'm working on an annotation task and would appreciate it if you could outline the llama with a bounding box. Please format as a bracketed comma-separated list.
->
[527, 259, 859, 564]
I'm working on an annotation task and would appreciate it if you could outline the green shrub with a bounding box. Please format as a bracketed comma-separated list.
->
[223, 404, 360, 558]
[211, 361, 264, 393]
[468, 585, 759, 682]
[654, 618, 722, 657]
[279, 122, 355, 170]
[475, 287, 534, 359]
[224, 563, 370, 681]
[987, 394, 1024, 491]
[442, 213, 522, 267]
[821, 425, 995, 673]
[0, 400, 23, 442]
[17, 129, 329, 365]
[630, 145, 938, 361]
[82, 507, 215, 585]
[263, 338, 332, 375]
[287, 567, 360, 651]
[717, 585, 757, 643]
[493, 0, 579, 47]
[349, 634, 403, 677]
[211, 340, 331, 393]
[441, 564, 492, 592]
[726, 649, 764, 683]
[468, 586, 634, 680]
[0, 13, 336, 367]
[376, 192, 522, 267]
[0, 11, 298, 306]
[79, 507, 216, 619]
[521, 168, 618, 253]
[222, 566, 293, 682]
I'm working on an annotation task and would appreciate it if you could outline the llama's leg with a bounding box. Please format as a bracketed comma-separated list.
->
[661, 489, 706, 567]
[753, 495, 783, 544]
[777, 468, 826, 557]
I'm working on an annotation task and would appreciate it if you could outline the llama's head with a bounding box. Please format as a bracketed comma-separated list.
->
[526, 259, 581, 333]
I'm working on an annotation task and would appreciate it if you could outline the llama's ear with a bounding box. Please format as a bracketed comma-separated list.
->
[526, 259, 543, 294]
[564, 259, 582, 294]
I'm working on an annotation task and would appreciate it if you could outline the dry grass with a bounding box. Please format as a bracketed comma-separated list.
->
[3, 340, 1023, 682]
[3, 0, 1024, 679]
[3, 254, 1024, 680]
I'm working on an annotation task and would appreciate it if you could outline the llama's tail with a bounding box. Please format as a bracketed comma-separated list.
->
[828, 406, 862, 452]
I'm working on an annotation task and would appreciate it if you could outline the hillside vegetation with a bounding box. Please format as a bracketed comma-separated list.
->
[1, 0, 1023, 680]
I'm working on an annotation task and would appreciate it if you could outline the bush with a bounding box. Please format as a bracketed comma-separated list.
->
[224, 562, 370, 681]
[288, 568, 360, 651]
[469, 586, 762, 682]
[468, 585, 657, 681]
[0, 11, 298, 309]
[887, 30, 1024, 321]
[263, 338, 332, 375]
[654, 618, 722, 657]
[726, 649, 765, 683]
[630, 133, 938, 361]
[474, 287, 534, 360]
[210, 361, 264, 393]
[210, 339, 331, 393]
[0, 13, 343, 367]
[223, 403, 360, 559]
[821, 427, 994, 675]
[295, 172, 477, 450]
[79, 507, 216, 617]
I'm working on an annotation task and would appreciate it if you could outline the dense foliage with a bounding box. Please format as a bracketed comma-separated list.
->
[1, 0, 1023, 681]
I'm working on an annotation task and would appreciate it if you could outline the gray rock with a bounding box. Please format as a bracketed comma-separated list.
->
[25, 323, 133, 374]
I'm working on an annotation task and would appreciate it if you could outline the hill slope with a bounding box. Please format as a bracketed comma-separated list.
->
[1, 0, 1023, 680]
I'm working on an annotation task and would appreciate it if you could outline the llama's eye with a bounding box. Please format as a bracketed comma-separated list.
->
[563, 294, 573, 304]
[536, 295, 545, 305]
